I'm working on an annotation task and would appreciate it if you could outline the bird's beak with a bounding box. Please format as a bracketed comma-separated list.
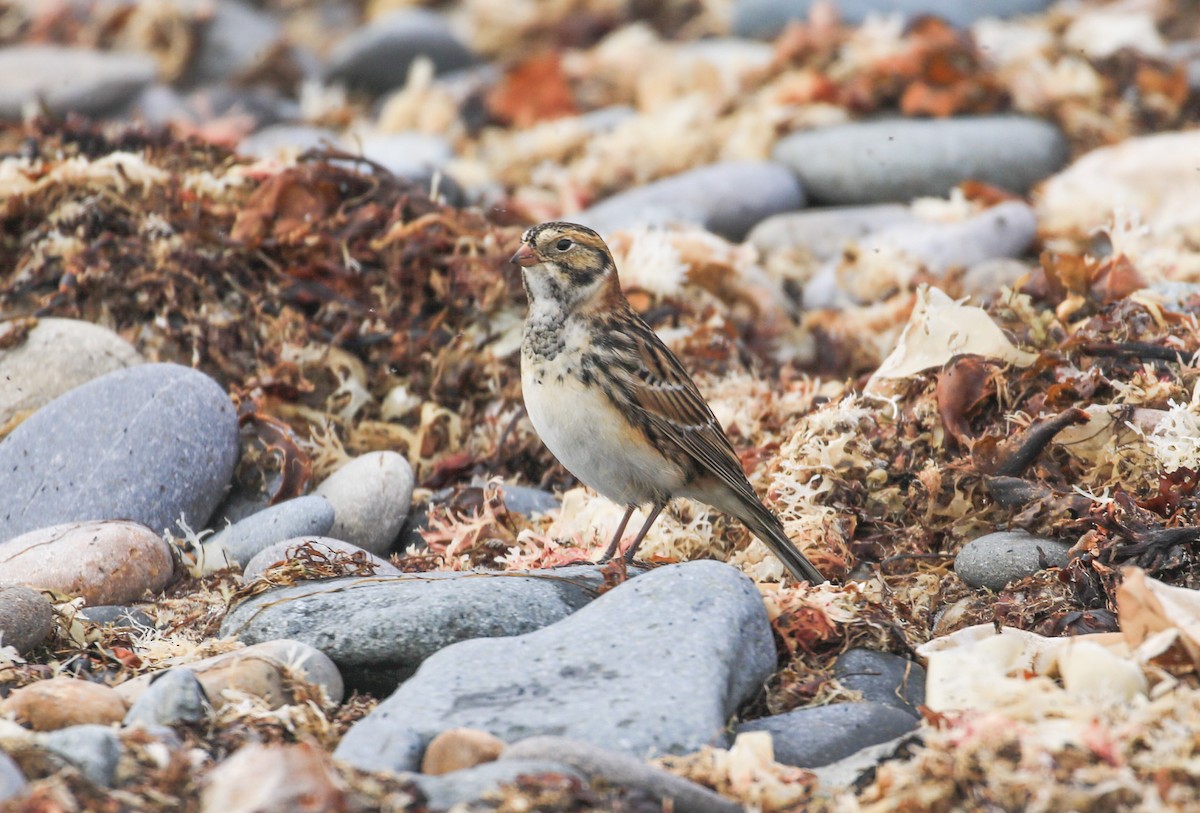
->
[510, 244, 539, 267]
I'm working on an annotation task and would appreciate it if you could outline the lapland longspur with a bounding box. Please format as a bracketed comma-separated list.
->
[513, 221, 825, 584]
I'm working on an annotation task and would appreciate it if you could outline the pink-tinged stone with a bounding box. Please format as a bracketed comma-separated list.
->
[0, 520, 175, 605]
[0, 677, 128, 730]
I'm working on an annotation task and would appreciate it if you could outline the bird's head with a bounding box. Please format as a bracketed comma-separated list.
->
[511, 221, 620, 312]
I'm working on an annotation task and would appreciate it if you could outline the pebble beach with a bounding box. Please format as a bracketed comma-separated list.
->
[1, 0, 1200, 810]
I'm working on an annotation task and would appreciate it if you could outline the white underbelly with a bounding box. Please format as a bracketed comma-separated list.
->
[522, 356, 681, 506]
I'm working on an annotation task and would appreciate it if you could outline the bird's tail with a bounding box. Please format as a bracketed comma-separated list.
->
[737, 500, 827, 584]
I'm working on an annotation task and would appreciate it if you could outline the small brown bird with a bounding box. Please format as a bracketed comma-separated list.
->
[512, 221, 825, 584]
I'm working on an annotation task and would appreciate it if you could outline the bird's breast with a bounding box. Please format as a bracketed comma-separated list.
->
[521, 339, 683, 506]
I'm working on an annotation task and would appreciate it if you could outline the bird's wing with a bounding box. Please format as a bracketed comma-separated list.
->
[602, 311, 761, 502]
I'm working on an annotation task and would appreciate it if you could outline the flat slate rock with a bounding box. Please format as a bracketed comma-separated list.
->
[0, 317, 143, 425]
[772, 116, 1068, 205]
[575, 161, 805, 241]
[324, 9, 476, 95]
[733, 0, 1055, 37]
[0, 45, 157, 119]
[221, 566, 605, 695]
[334, 561, 775, 770]
[0, 363, 239, 543]
[735, 701, 920, 768]
[205, 496, 336, 568]
[954, 530, 1072, 591]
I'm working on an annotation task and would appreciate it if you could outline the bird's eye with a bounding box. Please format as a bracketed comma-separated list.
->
[554, 238, 573, 251]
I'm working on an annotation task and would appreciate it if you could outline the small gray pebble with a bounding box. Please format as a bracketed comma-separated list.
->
[954, 530, 1072, 591]
[735, 702, 919, 768]
[124, 668, 210, 729]
[39, 724, 123, 787]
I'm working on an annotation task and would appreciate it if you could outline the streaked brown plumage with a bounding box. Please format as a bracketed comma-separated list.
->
[512, 221, 826, 584]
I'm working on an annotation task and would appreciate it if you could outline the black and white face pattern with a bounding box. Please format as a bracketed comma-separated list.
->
[517, 222, 616, 311]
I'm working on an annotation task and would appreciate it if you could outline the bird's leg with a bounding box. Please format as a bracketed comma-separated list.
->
[622, 502, 666, 563]
[599, 504, 636, 562]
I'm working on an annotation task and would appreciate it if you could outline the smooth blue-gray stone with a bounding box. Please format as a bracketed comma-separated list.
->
[184, 0, 284, 86]
[733, 0, 1055, 37]
[335, 725, 423, 774]
[78, 605, 154, 630]
[0, 585, 54, 654]
[954, 530, 1072, 591]
[0, 317, 143, 426]
[772, 117, 1068, 205]
[0, 363, 239, 543]
[497, 485, 560, 517]
[735, 702, 919, 768]
[240, 536, 401, 581]
[834, 649, 926, 716]
[334, 561, 774, 770]
[803, 200, 1037, 307]
[502, 737, 740, 813]
[39, 724, 123, 787]
[358, 132, 453, 179]
[0, 46, 157, 120]
[575, 161, 805, 241]
[748, 204, 915, 259]
[414, 760, 584, 811]
[0, 751, 25, 802]
[324, 9, 476, 95]
[123, 668, 210, 729]
[221, 566, 606, 695]
[238, 124, 343, 159]
[205, 496, 336, 568]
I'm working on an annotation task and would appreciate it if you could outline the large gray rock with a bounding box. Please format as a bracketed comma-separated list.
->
[954, 530, 1072, 591]
[733, 0, 1055, 37]
[0, 318, 143, 426]
[334, 561, 775, 770]
[502, 737, 740, 813]
[324, 9, 476, 95]
[0, 46, 157, 119]
[575, 161, 805, 241]
[205, 496, 336, 568]
[772, 117, 1068, 205]
[834, 649, 926, 716]
[221, 567, 605, 695]
[413, 759, 584, 811]
[735, 702, 919, 768]
[0, 364, 239, 543]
